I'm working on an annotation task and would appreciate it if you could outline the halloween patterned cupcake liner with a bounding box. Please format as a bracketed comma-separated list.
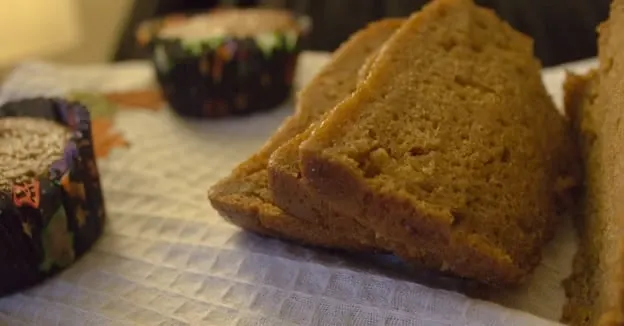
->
[137, 10, 310, 118]
[0, 98, 105, 296]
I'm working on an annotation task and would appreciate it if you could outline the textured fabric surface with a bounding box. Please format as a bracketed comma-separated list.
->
[0, 54, 596, 325]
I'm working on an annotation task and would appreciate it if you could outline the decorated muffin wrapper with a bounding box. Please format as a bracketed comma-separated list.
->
[138, 12, 309, 118]
[0, 98, 105, 296]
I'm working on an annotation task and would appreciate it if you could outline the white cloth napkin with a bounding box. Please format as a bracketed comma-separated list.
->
[0, 53, 597, 326]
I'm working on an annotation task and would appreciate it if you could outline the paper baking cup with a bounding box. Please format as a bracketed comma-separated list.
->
[137, 11, 310, 118]
[0, 98, 106, 296]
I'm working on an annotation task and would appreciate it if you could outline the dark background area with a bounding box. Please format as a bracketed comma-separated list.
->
[115, 0, 611, 67]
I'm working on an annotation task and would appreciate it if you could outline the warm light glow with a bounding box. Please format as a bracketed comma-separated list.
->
[0, 0, 82, 66]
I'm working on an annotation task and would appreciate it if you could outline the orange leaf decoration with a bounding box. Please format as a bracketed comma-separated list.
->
[90, 118, 129, 158]
[104, 89, 165, 111]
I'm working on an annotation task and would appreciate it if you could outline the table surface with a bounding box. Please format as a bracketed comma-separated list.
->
[0, 54, 598, 326]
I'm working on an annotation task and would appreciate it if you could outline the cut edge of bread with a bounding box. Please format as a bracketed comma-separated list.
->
[562, 0, 624, 322]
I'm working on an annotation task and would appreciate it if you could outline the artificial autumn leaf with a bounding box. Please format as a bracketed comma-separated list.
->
[67, 92, 129, 158]
[68, 89, 164, 158]
[103, 89, 165, 111]
[90, 118, 129, 158]
[67, 92, 118, 119]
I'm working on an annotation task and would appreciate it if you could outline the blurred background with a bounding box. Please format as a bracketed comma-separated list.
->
[68, 0, 611, 67]
[0, 0, 612, 68]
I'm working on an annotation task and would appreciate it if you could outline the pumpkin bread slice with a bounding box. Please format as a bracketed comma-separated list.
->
[562, 0, 624, 324]
[298, 0, 579, 286]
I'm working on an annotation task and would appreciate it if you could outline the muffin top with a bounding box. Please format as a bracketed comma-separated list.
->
[0, 117, 70, 192]
[158, 8, 298, 40]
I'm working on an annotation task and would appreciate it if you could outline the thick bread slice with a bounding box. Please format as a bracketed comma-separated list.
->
[298, 0, 579, 286]
[208, 19, 402, 250]
[562, 0, 624, 324]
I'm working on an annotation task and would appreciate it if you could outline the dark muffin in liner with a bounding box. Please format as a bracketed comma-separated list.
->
[137, 8, 310, 118]
[0, 98, 105, 296]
